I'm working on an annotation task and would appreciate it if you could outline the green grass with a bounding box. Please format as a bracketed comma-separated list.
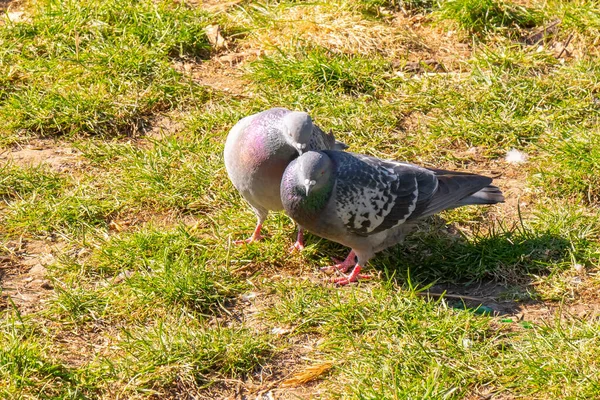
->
[267, 281, 600, 398]
[0, 163, 64, 199]
[250, 46, 393, 95]
[0, 0, 210, 143]
[438, 0, 544, 36]
[0, 166, 119, 236]
[113, 320, 269, 391]
[1, 0, 600, 398]
[536, 127, 600, 203]
[0, 313, 89, 398]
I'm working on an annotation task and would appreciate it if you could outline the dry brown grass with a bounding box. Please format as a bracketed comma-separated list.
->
[230, 2, 473, 69]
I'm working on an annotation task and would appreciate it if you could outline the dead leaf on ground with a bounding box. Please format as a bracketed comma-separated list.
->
[280, 362, 333, 388]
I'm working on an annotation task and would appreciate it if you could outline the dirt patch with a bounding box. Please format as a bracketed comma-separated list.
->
[1, 238, 65, 314]
[173, 52, 255, 96]
[233, 5, 403, 57]
[201, 340, 330, 399]
[0, 139, 84, 172]
[0, 0, 20, 12]
[106, 208, 203, 235]
[195, 290, 332, 399]
[50, 322, 121, 369]
[143, 111, 187, 140]
[392, 13, 472, 70]
[190, 0, 243, 13]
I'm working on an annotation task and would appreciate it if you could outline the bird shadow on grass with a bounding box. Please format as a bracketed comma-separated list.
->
[311, 215, 573, 316]
[381, 216, 573, 315]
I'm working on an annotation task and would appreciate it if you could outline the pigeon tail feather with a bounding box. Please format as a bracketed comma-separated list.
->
[455, 185, 504, 206]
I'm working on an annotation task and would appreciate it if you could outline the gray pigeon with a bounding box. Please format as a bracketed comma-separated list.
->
[280, 150, 504, 285]
[224, 107, 347, 249]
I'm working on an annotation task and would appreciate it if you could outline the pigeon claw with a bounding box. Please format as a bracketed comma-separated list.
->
[321, 250, 356, 274]
[332, 265, 371, 286]
[321, 261, 352, 274]
[234, 224, 263, 245]
[289, 228, 305, 252]
[289, 240, 305, 252]
[234, 235, 263, 245]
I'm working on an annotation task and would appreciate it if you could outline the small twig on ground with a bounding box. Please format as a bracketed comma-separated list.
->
[557, 33, 574, 59]
[523, 19, 561, 45]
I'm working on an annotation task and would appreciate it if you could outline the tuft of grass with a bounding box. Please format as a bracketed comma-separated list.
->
[0, 313, 90, 398]
[546, 0, 600, 42]
[0, 163, 64, 199]
[438, 0, 544, 35]
[77, 135, 232, 212]
[53, 226, 248, 320]
[0, 0, 210, 139]
[355, 0, 437, 14]
[535, 128, 600, 204]
[113, 319, 270, 392]
[2, 180, 119, 236]
[250, 46, 392, 96]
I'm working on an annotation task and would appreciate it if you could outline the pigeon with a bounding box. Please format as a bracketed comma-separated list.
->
[280, 150, 504, 285]
[224, 107, 347, 250]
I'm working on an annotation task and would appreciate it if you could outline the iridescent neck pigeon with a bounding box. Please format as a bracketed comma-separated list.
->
[280, 150, 504, 285]
[224, 107, 347, 250]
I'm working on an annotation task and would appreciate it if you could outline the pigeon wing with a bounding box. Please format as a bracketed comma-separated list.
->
[408, 169, 495, 220]
[326, 151, 437, 236]
[310, 124, 347, 150]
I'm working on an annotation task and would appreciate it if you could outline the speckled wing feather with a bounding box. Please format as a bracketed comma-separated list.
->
[325, 151, 438, 236]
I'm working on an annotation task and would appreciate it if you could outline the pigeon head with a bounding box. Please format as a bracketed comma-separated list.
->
[296, 151, 333, 196]
[282, 111, 313, 154]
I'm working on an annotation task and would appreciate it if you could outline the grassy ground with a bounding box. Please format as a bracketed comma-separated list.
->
[1, 0, 600, 398]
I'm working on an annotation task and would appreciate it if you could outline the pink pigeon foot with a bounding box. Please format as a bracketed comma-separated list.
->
[321, 250, 356, 274]
[332, 265, 372, 286]
[289, 228, 305, 252]
[234, 224, 263, 245]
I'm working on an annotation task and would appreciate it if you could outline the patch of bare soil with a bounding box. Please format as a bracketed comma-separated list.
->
[50, 323, 121, 369]
[392, 13, 472, 71]
[204, 340, 330, 400]
[0, 0, 30, 27]
[193, 0, 243, 13]
[223, 3, 471, 76]
[0, 0, 19, 12]
[0, 139, 85, 172]
[143, 111, 187, 140]
[173, 52, 255, 96]
[1, 238, 65, 314]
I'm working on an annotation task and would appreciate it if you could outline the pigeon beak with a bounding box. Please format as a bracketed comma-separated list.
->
[295, 142, 307, 155]
[303, 179, 316, 195]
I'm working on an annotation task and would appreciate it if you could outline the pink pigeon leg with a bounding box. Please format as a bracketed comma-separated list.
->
[289, 227, 305, 252]
[321, 250, 356, 274]
[234, 223, 263, 245]
[332, 264, 372, 286]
